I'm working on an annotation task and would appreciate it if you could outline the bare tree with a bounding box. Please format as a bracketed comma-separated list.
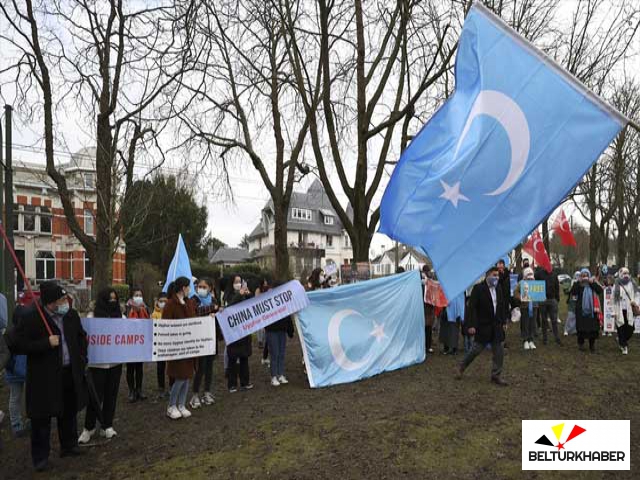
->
[0, 0, 198, 293]
[178, 0, 316, 281]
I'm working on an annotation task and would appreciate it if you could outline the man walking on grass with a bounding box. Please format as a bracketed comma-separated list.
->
[457, 266, 510, 386]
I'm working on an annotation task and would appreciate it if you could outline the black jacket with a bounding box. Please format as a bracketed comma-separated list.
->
[265, 315, 295, 338]
[536, 269, 560, 302]
[6, 302, 88, 418]
[570, 282, 603, 334]
[225, 292, 252, 358]
[498, 270, 512, 307]
[466, 281, 510, 344]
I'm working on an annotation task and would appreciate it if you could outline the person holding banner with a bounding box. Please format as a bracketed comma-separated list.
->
[225, 276, 254, 393]
[190, 278, 220, 409]
[570, 269, 603, 353]
[514, 268, 538, 350]
[125, 288, 150, 403]
[163, 278, 197, 420]
[613, 268, 639, 355]
[457, 267, 509, 386]
[265, 282, 295, 387]
[79, 288, 124, 444]
[152, 294, 168, 398]
[5, 282, 88, 472]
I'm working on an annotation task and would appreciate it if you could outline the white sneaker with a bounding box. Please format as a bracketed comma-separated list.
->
[166, 406, 182, 420]
[523, 341, 531, 350]
[189, 394, 201, 409]
[103, 427, 117, 439]
[271, 376, 281, 387]
[261, 358, 271, 366]
[78, 428, 95, 444]
[564, 332, 568, 336]
[529, 341, 537, 350]
[202, 392, 214, 405]
[623, 347, 629, 355]
[278, 375, 289, 384]
[178, 406, 192, 418]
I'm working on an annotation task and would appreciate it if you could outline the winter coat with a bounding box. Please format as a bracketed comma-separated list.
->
[125, 301, 151, 319]
[162, 297, 197, 380]
[151, 307, 163, 320]
[265, 314, 295, 338]
[225, 291, 253, 358]
[613, 281, 639, 328]
[466, 281, 510, 344]
[570, 282, 603, 334]
[193, 295, 223, 345]
[5, 303, 88, 418]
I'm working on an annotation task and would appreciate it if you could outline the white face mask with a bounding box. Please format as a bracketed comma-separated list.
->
[233, 283, 241, 291]
[197, 288, 209, 298]
[133, 296, 143, 306]
[157, 301, 166, 309]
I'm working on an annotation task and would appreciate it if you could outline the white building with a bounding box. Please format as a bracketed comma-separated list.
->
[371, 245, 430, 277]
[248, 179, 353, 277]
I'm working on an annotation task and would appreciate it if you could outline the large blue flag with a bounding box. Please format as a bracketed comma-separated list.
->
[379, 3, 625, 300]
[296, 271, 425, 388]
[162, 234, 195, 294]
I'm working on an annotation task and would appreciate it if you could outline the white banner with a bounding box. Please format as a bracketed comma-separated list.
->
[152, 316, 216, 362]
[216, 280, 309, 344]
[602, 287, 615, 333]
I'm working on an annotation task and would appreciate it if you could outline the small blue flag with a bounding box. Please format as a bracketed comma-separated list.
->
[296, 271, 425, 388]
[162, 234, 195, 294]
[379, 3, 625, 300]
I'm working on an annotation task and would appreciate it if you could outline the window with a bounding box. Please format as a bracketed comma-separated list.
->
[13, 209, 20, 232]
[83, 173, 95, 189]
[23, 205, 36, 232]
[84, 252, 93, 279]
[292, 208, 312, 221]
[39, 206, 52, 233]
[15, 250, 25, 291]
[344, 234, 350, 248]
[326, 235, 333, 247]
[36, 251, 55, 280]
[84, 210, 94, 235]
[324, 215, 334, 225]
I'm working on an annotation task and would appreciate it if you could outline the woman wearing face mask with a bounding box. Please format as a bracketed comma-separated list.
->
[306, 268, 324, 292]
[613, 268, 639, 355]
[79, 288, 123, 444]
[163, 277, 197, 419]
[152, 294, 168, 398]
[190, 278, 220, 409]
[225, 276, 253, 393]
[514, 267, 538, 350]
[569, 268, 603, 353]
[125, 287, 150, 403]
[564, 271, 581, 336]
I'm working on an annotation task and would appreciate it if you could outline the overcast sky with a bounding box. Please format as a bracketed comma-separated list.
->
[3, 0, 639, 259]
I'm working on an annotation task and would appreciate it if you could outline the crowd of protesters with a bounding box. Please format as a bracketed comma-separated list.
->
[0, 261, 638, 472]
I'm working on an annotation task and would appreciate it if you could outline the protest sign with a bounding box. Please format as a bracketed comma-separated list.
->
[602, 286, 616, 333]
[520, 280, 545, 303]
[152, 316, 216, 362]
[424, 279, 448, 307]
[509, 274, 518, 297]
[324, 263, 338, 277]
[216, 280, 309, 344]
[82, 318, 153, 364]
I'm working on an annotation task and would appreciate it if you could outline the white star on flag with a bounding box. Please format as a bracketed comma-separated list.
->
[439, 180, 469, 208]
[369, 321, 387, 343]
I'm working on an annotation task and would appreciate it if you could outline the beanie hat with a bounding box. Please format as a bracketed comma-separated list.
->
[40, 281, 67, 305]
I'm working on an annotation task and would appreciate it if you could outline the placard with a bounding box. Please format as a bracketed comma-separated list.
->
[152, 316, 216, 361]
[520, 280, 546, 302]
[602, 286, 615, 333]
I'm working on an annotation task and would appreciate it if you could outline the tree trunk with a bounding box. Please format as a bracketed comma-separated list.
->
[589, 218, 599, 272]
[272, 201, 290, 282]
[542, 218, 550, 257]
[93, 113, 114, 295]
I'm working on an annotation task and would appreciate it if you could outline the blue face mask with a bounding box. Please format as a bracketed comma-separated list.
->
[56, 303, 70, 316]
[621, 277, 630, 285]
[487, 276, 499, 288]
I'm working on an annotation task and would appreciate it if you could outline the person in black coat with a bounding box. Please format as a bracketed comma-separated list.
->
[5, 282, 88, 472]
[457, 266, 510, 386]
[569, 268, 603, 353]
[536, 267, 562, 345]
[225, 275, 253, 392]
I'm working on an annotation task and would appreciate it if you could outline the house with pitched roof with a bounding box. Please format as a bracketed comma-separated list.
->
[247, 179, 353, 278]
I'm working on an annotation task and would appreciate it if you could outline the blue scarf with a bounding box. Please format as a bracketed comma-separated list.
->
[198, 292, 213, 307]
[581, 283, 594, 316]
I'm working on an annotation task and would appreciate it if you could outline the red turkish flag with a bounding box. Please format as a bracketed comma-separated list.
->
[551, 209, 577, 247]
[523, 230, 552, 272]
